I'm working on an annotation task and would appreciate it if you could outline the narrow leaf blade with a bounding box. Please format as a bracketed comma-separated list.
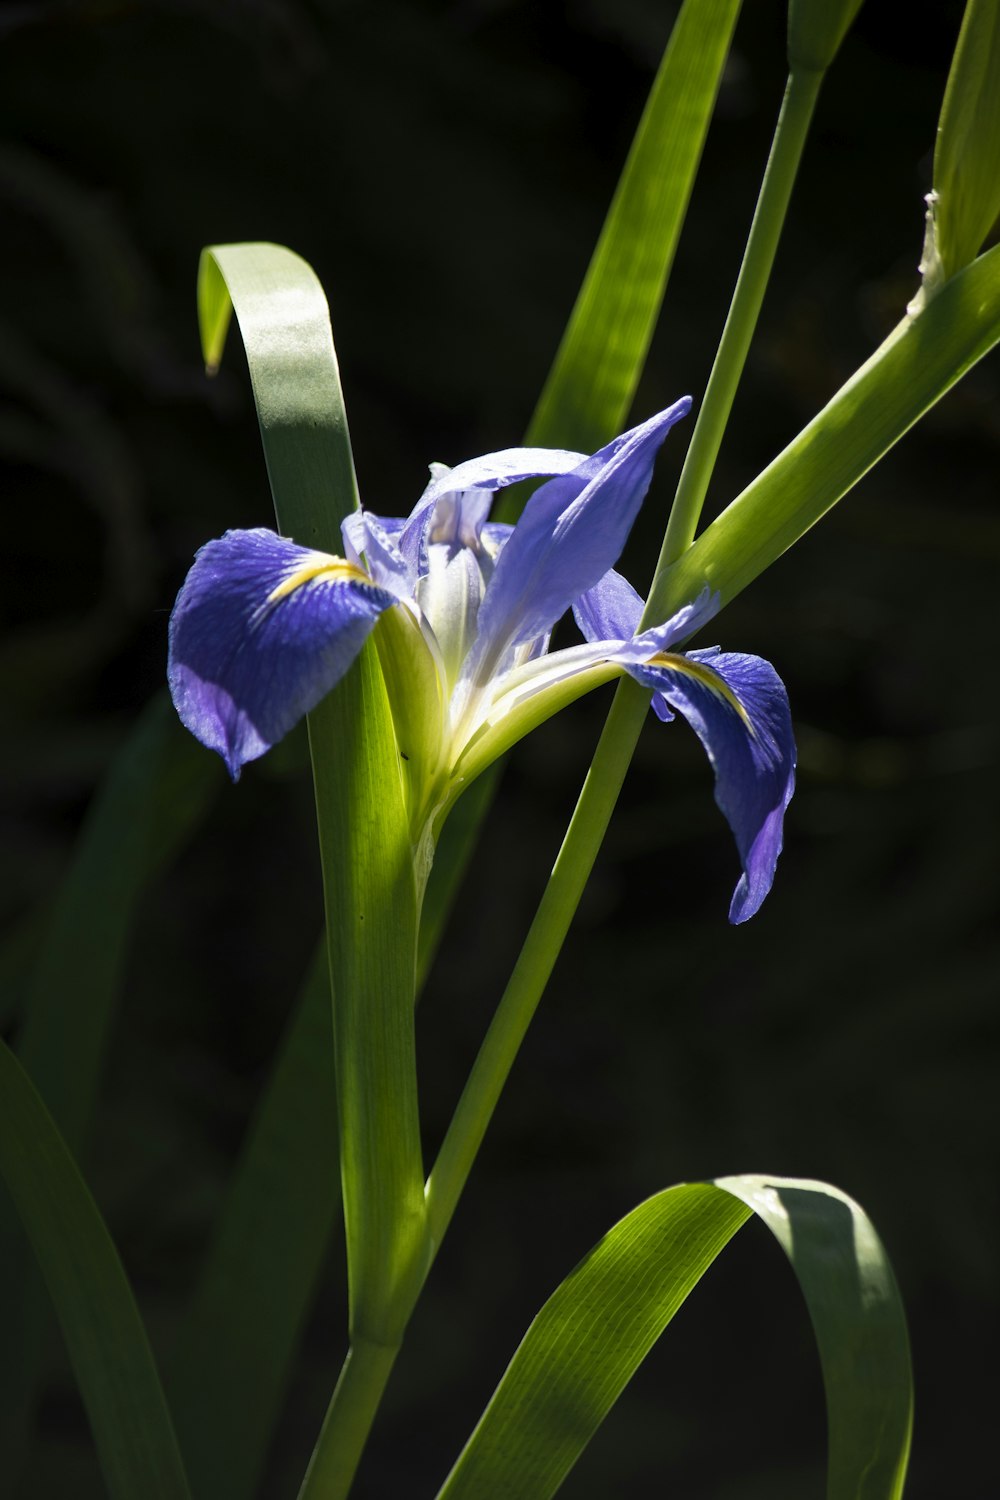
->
[0, 1038, 191, 1500]
[0, 693, 218, 1476]
[525, 0, 743, 454]
[166, 945, 340, 1500]
[933, 0, 1000, 281]
[423, 0, 742, 973]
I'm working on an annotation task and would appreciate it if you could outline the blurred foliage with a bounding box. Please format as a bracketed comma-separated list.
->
[1, 0, 997, 1497]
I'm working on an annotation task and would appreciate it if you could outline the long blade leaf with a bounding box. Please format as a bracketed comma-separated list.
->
[524, 0, 743, 454]
[198, 243, 426, 1343]
[0, 1038, 192, 1500]
[0, 692, 218, 1476]
[422, 0, 743, 979]
[437, 1175, 910, 1499]
[165, 944, 339, 1500]
[18, 693, 219, 1147]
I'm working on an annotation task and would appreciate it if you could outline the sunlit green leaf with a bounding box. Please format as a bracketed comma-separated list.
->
[522, 0, 742, 459]
[437, 1175, 911, 1500]
[198, 243, 427, 1345]
[929, 0, 1000, 286]
[787, 0, 864, 74]
[0, 1038, 191, 1500]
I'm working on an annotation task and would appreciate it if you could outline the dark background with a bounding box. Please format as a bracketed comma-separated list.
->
[3, 0, 998, 1495]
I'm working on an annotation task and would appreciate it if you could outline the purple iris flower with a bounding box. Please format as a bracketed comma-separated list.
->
[168, 401, 795, 921]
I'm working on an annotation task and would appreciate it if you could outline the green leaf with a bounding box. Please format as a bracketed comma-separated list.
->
[422, 0, 743, 977]
[18, 694, 219, 1148]
[523, 0, 743, 457]
[197, 243, 359, 548]
[787, 0, 864, 74]
[652, 241, 1000, 622]
[0, 1037, 192, 1500]
[930, 0, 1000, 285]
[198, 243, 427, 1346]
[436, 1175, 911, 1500]
[166, 943, 340, 1500]
[0, 693, 218, 1477]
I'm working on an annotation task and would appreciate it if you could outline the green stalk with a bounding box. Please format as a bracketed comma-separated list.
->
[426, 680, 650, 1246]
[427, 65, 822, 1257]
[297, 1339, 399, 1500]
[304, 55, 824, 1498]
[653, 65, 822, 582]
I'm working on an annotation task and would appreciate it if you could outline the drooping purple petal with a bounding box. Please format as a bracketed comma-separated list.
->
[469, 400, 691, 678]
[168, 528, 395, 780]
[616, 586, 720, 664]
[621, 646, 796, 922]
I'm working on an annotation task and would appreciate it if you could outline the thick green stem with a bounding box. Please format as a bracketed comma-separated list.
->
[426, 64, 823, 1257]
[297, 1339, 399, 1500]
[652, 65, 822, 587]
[302, 54, 826, 1500]
[425, 680, 649, 1248]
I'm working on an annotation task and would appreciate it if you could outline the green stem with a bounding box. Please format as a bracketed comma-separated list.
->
[426, 679, 649, 1248]
[426, 64, 824, 1255]
[652, 65, 822, 588]
[303, 56, 827, 1500]
[297, 1339, 399, 1500]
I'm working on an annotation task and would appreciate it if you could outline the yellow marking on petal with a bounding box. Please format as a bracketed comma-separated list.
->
[266, 554, 371, 605]
[647, 652, 755, 734]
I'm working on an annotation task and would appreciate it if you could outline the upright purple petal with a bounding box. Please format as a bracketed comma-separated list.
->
[340, 510, 411, 596]
[573, 567, 644, 643]
[622, 647, 796, 922]
[168, 528, 395, 780]
[470, 400, 691, 676]
[418, 446, 590, 503]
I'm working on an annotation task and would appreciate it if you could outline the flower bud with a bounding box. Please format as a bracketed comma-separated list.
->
[931, 0, 1000, 283]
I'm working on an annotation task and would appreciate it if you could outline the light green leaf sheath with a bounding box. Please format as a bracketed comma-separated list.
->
[0, 1038, 192, 1500]
[651, 241, 1000, 623]
[437, 1175, 911, 1500]
[199, 243, 427, 1347]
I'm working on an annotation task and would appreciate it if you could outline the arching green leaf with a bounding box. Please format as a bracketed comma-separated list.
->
[437, 1175, 910, 1499]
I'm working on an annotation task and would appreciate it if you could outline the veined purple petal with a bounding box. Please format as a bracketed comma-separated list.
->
[617, 585, 720, 663]
[573, 567, 644, 643]
[419, 446, 590, 503]
[470, 400, 691, 677]
[168, 528, 395, 780]
[622, 647, 796, 923]
[575, 572, 719, 653]
[340, 510, 411, 596]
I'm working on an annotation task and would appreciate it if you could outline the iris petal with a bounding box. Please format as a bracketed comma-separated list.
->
[167, 528, 395, 781]
[573, 567, 644, 643]
[340, 510, 411, 596]
[623, 648, 796, 923]
[419, 446, 590, 501]
[470, 400, 691, 675]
